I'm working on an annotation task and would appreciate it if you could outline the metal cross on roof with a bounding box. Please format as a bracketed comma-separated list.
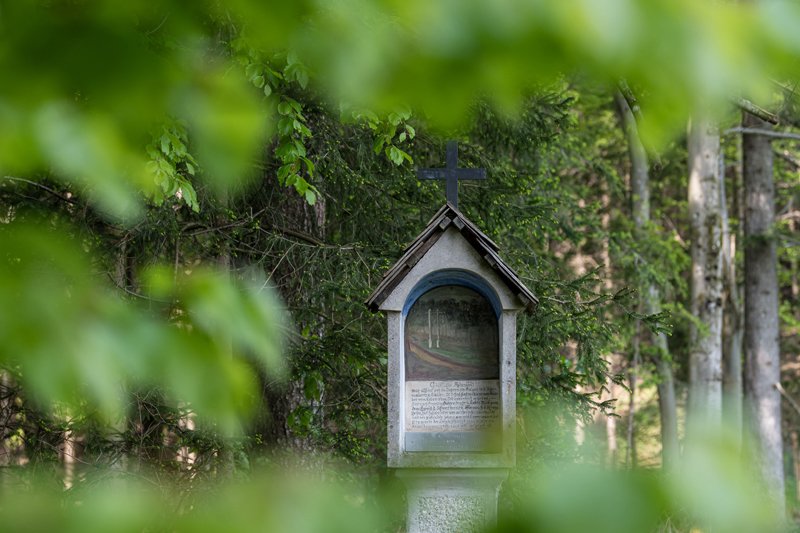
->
[417, 141, 486, 209]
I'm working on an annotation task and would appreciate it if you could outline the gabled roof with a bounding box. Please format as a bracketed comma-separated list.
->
[365, 203, 538, 313]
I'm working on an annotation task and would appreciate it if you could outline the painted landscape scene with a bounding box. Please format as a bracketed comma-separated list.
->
[405, 285, 499, 380]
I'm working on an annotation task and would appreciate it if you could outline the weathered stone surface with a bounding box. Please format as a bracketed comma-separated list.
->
[416, 496, 485, 533]
[399, 469, 507, 533]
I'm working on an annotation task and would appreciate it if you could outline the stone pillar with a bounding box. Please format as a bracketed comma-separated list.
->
[397, 469, 508, 533]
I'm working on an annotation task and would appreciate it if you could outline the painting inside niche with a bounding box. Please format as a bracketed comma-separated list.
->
[404, 285, 498, 381]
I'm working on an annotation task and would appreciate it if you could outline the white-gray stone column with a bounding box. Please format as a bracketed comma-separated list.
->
[397, 469, 508, 533]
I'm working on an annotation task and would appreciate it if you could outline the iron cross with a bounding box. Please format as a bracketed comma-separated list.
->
[417, 141, 486, 209]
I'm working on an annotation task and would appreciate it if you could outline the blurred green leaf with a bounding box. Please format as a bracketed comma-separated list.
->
[0, 221, 284, 432]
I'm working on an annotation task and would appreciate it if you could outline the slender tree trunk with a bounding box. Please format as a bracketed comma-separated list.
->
[216, 188, 237, 479]
[742, 113, 785, 515]
[0, 372, 11, 469]
[721, 144, 743, 446]
[627, 323, 639, 468]
[687, 118, 724, 432]
[605, 391, 618, 466]
[791, 216, 798, 319]
[616, 92, 678, 467]
[597, 183, 620, 466]
[260, 187, 328, 460]
[653, 326, 678, 464]
[0, 370, 13, 491]
[61, 420, 77, 489]
[791, 217, 798, 322]
[110, 237, 129, 473]
[791, 431, 800, 505]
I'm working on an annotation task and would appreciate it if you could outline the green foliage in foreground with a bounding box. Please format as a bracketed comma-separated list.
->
[0, 0, 798, 428]
[2, 0, 800, 531]
[0, 427, 784, 533]
[2, 0, 800, 221]
[0, 219, 284, 433]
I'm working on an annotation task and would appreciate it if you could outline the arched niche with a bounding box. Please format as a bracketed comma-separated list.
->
[404, 280, 499, 382]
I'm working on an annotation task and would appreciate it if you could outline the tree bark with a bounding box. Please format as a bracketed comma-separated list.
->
[61, 419, 78, 490]
[110, 236, 130, 473]
[616, 92, 678, 468]
[0, 372, 11, 470]
[605, 392, 618, 466]
[0, 370, 17, 491]
[598, 185, 620, 466]
[792, 431, 800, 506]
[721, 140, 743, 446]
[742, 113, 785, 515]
[651, 289, 679, 466]
[627, 323, 639, 468]
[687, 118, 724, 432]
[216, 188, 237, 479]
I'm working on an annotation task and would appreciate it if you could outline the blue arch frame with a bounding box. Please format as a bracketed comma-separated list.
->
[401, 269, 502, 319]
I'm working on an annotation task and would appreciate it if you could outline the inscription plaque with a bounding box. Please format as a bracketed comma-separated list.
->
[405, 380, 500, 432]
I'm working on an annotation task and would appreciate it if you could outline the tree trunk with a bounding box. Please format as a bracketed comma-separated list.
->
[61, 420, 78, 490]
[721, 143, 743, 446]
[0, 372, 11, 470]
[598, 183, 620, 466]
[627, 323, 639, 468]
[605, 391, 618, 466]
[791, 431, 800, 506]
[259, 186, 328, 460]
[110, 236, 129, 473]
[687, 118, 724, 432]
[0, 371, 19, 491]
[616, 92, 678, 467]
[216, 188, 237, 479]
[742, 113, 785, 515]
